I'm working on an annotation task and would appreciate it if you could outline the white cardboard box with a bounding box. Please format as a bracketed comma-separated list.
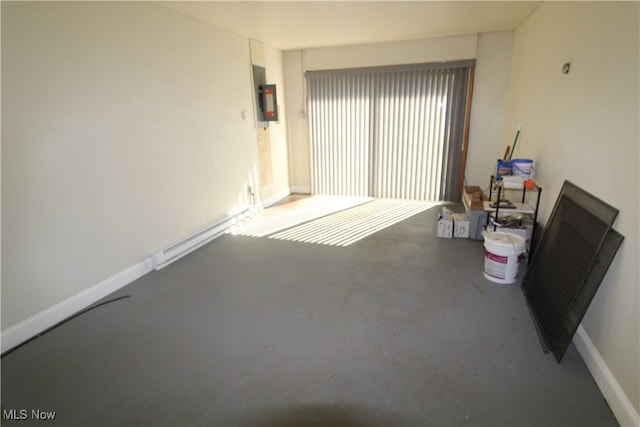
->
[437, 213, 454, 238]
[452, 213, 470, 238]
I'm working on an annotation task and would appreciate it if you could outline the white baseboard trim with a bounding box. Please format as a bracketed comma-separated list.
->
[1, 210, 255, 354]
[574, 325, 640, 427]
[1, 258, 153, 354]
[152, 209, 251, 270]
[291, 186, 311, 194]
[262, 188, 291, 208]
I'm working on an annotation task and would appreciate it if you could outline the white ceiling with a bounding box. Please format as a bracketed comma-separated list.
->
[160, 1, 541, 50]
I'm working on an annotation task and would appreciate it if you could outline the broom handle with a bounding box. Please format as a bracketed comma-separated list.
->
[508, 126, 521, 160]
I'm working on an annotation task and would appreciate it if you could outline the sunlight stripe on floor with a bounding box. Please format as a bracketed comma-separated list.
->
[270, 199, 437, 246]
[227, 195, 373, 237]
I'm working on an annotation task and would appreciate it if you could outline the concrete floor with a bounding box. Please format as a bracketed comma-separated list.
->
[1, 202, 618, 426]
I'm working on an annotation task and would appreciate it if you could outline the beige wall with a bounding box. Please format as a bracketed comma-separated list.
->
[302, 34, 478, 71]
[504, 2, 639, 422]
[283, 50, 311, 193]
[465, 32, 514, 187]
[250, 40, 291, 205]
[263, 44, 290, 205]
[1, 2, 267, 329]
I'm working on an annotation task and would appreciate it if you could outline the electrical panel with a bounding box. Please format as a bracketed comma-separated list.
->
[259, 84, 278, 122]
[252, 64, 278, 126]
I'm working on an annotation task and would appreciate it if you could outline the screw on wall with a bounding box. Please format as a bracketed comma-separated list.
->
[561, 62, 571, 74]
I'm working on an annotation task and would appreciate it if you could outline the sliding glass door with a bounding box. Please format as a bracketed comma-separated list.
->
[307, 61, 474, 201]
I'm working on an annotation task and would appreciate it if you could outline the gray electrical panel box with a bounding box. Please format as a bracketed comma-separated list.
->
[252, 65, 278, 125]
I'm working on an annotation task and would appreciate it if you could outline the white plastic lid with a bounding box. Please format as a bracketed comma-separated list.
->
[485, 231, 526, 247]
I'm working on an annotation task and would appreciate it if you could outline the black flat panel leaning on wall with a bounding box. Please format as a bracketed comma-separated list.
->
[521, 181, 624, 362]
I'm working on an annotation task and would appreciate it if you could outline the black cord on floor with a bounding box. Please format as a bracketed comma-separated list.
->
[1, 295, 131, 358]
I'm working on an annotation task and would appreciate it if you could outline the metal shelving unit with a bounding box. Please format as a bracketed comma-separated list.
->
[484, 175, 542, 260]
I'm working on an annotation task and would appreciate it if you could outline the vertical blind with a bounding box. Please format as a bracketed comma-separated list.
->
[307, 60, 474, 201]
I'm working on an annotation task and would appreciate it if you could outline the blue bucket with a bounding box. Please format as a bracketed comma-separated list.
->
[511, 159, 534, 179]
[496, 160, 512, 177]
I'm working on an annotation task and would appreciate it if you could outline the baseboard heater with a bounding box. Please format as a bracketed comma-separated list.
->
[152, 209, 252, 270]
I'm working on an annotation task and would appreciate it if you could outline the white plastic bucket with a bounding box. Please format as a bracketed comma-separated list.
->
[511, 159, 534, 179]
[483, 231, 526, 284]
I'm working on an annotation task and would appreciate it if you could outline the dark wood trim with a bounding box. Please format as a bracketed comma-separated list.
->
[459, 67, 475, 197]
